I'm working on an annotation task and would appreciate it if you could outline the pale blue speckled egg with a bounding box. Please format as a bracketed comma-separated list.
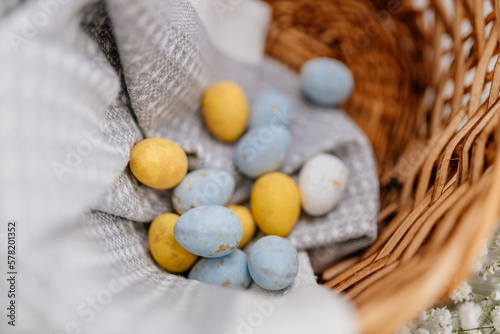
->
[188, 249, 252, 289]
[235, 125, 291, 179]
[250, 91, 294, 129]
[300, 57, 354, 107]
[172, 168, 235, 215]
[248, 236, 299, 290]
[174, 205, 242, 258]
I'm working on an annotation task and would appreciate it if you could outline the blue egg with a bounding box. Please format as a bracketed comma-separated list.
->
[188, 249, 252, 289]
[235, 125, 291, 179]
[174, 205, 242, 257]
[300, 57, 354, 106]
[248, 236, 299, 290]
[250, 91, 294, 129]
[172, 168, 235, 215]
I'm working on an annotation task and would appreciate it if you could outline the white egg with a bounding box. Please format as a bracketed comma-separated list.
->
[298, 153, 348, 216]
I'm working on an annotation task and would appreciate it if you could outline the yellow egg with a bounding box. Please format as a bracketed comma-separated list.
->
[227, 205, 256, 248]
[250, 172, 301, 237]
[202, 81, 249, 142]
[129, 138, 187, 189]
[148, 213, 198, 273]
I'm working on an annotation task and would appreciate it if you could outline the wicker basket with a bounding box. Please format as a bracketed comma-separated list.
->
[265, 0, 500, 333]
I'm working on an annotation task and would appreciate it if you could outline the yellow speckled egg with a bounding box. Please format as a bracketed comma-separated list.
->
[148, 213, 198, 273]
[250, 172, 301, 237]
[202, 81, 249, 142]
[227, 205, 256, 248]
[129, 138, 187, 189]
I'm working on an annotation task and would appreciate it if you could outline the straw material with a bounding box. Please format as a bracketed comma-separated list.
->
[265, 0, 500, 333]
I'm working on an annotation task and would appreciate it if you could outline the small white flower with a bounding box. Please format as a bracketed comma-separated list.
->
[450, 282, 472, 302]
[491, 291, 500, 301]
[395, 325, 412, 334]
[418, 307, 453, 334]
[458, 302, 481, 330]
[495, 234, 500, 249]
[434, 307, 453, 334]
[491, 306, 500, 333]
[473, 241, 488, 272]
[472, 260, 483, 273]
[420, 309, 432, 322]
[415, 329, 429, 334]
[487, 265, 495, 275]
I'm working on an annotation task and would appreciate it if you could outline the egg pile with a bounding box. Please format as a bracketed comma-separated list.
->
[130, 57, 354, 291]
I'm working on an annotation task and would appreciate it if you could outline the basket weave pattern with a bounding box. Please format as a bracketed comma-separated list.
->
[265, 0, 500, 333]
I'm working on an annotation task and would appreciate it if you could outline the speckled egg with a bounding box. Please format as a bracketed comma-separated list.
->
[148, 213, 198, 273]
[250, 172, 301, 237]
[248, 236, 299, 290]
[300, 57, 354, 107]
[174, 205, 242, 257]
[172, 168, 235, 215]
[188, 249, 252, 290]
[129, 138, 187, 189]
[226, 205, 256, 248]
[202, 81, 249, 142]
[299, 153, 348, 216]
[249, 91, 294, 129]
[235, 125, 291, 179]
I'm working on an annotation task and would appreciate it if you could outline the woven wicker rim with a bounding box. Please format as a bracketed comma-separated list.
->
[265, 0, 500, 333]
